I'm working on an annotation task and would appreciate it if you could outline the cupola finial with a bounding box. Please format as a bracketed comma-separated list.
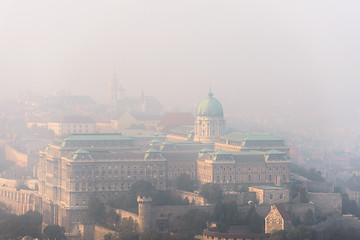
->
[208, 86, 213, 97]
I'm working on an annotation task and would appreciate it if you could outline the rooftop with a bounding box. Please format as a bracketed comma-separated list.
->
[221, 132, 284, 142]
[250, 185, 286, 190]
[63, 134, 133, 141]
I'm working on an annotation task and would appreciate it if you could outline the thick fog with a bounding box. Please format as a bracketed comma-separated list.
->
[1, 0, 360, 128]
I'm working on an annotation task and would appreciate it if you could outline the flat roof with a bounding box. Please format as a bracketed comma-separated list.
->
[221, 132, 284, 141]
[250, 185, 286, 190]
[63, 134, 133, 141]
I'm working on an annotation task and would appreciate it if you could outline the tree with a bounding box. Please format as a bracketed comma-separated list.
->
[269, 230, 287, 240]
[291, 164, 324, 182]
[270, 225, 314, 240]
[117, 218, 139, 240]
[302, 209, 315, 226]
[0, 210, 42, 239]
[87, 195, 105, 224]
[179, 209, 208, 239]
[43, 225, 66, 240]
[130, 180, 153, 197]
[175, 173, 195, 192]
[327, 226, 360, 240]
[199, 183, 223, 203]
[151, 190, 189, 206]
[243, 206, 264, 233]
[213, 201, 239, 229]
[107, 192, 137, 213]
[286, 225, 313, 240]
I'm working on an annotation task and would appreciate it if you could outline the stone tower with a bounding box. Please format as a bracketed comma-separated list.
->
[137, 196, 152, 232]
[194, 91, 225, 143]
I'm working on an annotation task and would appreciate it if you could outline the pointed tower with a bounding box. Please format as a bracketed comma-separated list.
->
[194, 91, 225, 143]
[109, 72, 119, 115]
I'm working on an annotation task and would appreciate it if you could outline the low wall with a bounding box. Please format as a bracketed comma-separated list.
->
[115, 209, 139, 221]
[150, 205, 214, 232]
[202, 229, 270, 240]
[172, 189, 207, 205]
[224, 191, 257, 205]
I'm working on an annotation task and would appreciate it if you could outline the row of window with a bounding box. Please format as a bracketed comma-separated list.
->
[74, 181, 165, 192]
[168, 164, 194, 169]
[168, 171, 195, 179]
[73, 164, 163, 171]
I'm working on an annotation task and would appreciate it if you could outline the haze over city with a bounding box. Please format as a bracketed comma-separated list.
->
[1, 0, 360, 125]
[2, 1, 360, 240]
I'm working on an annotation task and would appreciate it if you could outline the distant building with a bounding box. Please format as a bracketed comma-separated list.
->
[37, 134, 203, 232]
[47, 115, 96, 136]
[345, 175, 360, 207]
[33, 91, 291, 234]
[249, 186, 289, 205]
[27, 115, 97, 136]
[116, 111, 161, 131]
[158, 112, 194, 134]
[197, 150, 290, 191]
[265, 204, 292, 234]
[215, 132, 290, 156]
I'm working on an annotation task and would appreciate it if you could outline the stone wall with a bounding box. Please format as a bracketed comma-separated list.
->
[340, 214, 360, 230]
[115, 209, 139, 223]
[249, 187, 289, 205]
[306, 181, 334, 193]
[77, 224, 118, 240]
[149, 205, 214, 232]
[172, 189, 207, 205]
[94, 225, 119, 240]
[224, 191, 256, 205]
[307, 192, 342, 217]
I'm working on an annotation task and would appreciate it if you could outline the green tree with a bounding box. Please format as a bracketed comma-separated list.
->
[175, 173, 195, 192]
[286, 225, 313, 240]
[0, 210, 42, 239]
[131, 180, 153, 197]
[179, 209, 208, 239]
[270, 225, 314, 240]
[213, 201, 239, 228]
[43, 225, 66, 240]
[327, 226, 360, 240]
[117, 218, 139, 240]
[269, 230, 287, 240]
[151, 190, 189, 206]
[302, 209, 315, 226]
[87, 195, 105, 224]
[199, 183, 223, 203]
[291, 164, 324, 182]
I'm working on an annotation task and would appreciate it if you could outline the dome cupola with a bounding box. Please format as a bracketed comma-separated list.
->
[197, 91, 223, 117]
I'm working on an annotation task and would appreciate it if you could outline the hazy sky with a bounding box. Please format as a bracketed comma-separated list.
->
[1, 1, 360, 122]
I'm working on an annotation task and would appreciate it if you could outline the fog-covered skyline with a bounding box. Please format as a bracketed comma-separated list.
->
[1, 0, 360, 125]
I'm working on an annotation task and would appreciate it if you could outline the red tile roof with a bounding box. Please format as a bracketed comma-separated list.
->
[275, 204, 291, 221]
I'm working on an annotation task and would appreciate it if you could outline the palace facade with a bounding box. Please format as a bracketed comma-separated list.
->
[36, 91, 290, 232]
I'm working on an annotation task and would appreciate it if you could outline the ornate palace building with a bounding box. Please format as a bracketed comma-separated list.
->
[35, 91, 290, 233]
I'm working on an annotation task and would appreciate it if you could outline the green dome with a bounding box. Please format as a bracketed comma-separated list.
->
[197, 92, 223, 117]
